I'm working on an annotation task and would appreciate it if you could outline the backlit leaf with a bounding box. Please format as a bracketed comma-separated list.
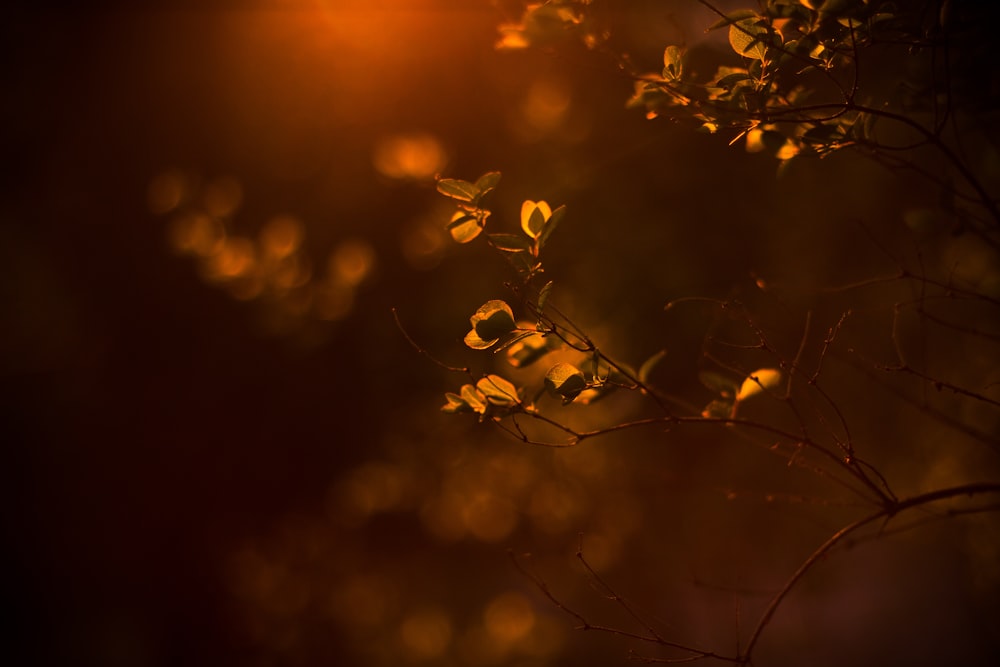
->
[441, 392, 471, 413]
[460, 383, 488, 414]
[729, 18, 770, 61]
[488, 233, 532, 252]
[448, 211, 483, 244]
[537, 204, 565, 250]
[437, 178, 481, 202]
[699, 371, 739, 398]
[477, 374, 519, 406]
[521, 200, 552, 239]
[470, 300, 516, 342]
[545, 362, 587, 401]
[736, 368, 782, 401]
[638, 349, 667, 383]
[663, 45, 683, 81]
[474, 171, 502, 195]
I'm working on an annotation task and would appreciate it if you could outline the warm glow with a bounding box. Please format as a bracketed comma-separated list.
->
[313, 282, 354, 321]
[260, 215, 305, 260]
[484, 591, 535, 644]
[328, 239, 376, 286]
[399, 608, 452, 659]
[522, 77, 571, 132]
[330, 573, 398, 629]
[338, 462, 409, 522]
[400, 214, 448, 270]
[202, 176, 243, 218]
[463, 491, 518, 542]
[168, 212, 225, 257]
[372, 132, 447, 180]
[147, 168, 192, 214]
[207, 237, 256, 279]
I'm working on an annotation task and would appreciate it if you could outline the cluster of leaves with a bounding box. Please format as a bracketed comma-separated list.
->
[499, 0, 1000, 234]
[438, 171, 564, 279]
[629, 0, 902, 160]
[435, 172, 780, 435]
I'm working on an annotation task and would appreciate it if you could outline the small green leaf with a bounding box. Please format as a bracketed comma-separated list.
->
[729, 18, 770, 61]
[536, 204, 564, 250]
[545, 362, 587, 401]
[447, 211, 483, 244]
[536, 281, 553, 315]
[701, 398, 734, 419]
[436, 178, 481, 202]
[708, 9, 759, 31]
[735, 368, 782, 402]
[474, 171, 502, 196]
[638, 349, 667, 383]
[662, 45, 683, 81]
[441, 392, 471, 413]
[477, 374, 520, 406]
[488, 233, 533, 252]
[716, 72, 752, 90]
[465, 329, 497, 350]
[470, 300, 516, 342]
[521, 200, 551, 239]
[460, 383, 488, 414]
[699, 371, 739, 398]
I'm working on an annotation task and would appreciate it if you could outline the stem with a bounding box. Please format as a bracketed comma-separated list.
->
[740, 481, 1000, 664]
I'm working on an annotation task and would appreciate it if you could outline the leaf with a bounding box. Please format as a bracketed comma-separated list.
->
[521, 200, 551, 239]
[701, 398, 734, 419]
[464, 329, 498, 350]
[729, 18, 770, 61]
[436, 178, 481, 203]
[441, 392, 471, 413]
[488, 233, 533, 252]
[662, 45, 683, 81]
[708, 9, 759, 31]
[507, 251, 541, 278]
[536, 204, 565, 250]
[536, 281, 553, 315]
[544, 362, 587, 401]
[699, 371, 739, 398]
[470, 299, 516, 342]
[448, 211, 483, 244]
[477, 374, 519, 406]
[460, 383, 488, 414]
[735, 368, 782, 401]
[638, 349, 667, 384]
[474, 171, 502, 196]
[716, 72, 752, 90]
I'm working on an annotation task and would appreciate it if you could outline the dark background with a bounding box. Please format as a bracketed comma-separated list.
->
[4, 2, 999, 666]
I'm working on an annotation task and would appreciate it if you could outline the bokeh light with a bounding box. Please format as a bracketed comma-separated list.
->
[372, 132, 448, 181]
